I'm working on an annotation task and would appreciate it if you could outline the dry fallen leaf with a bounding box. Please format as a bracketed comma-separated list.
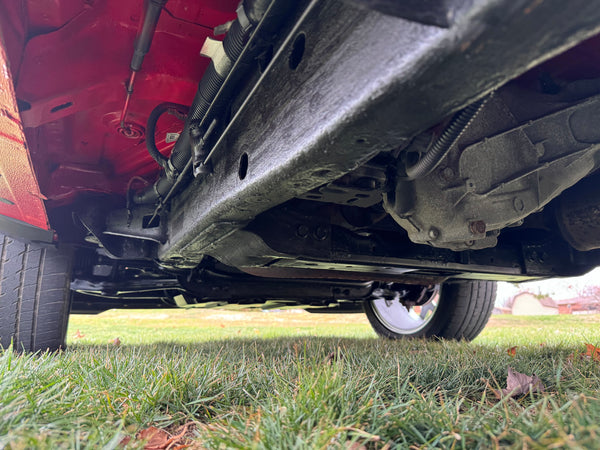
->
[584, 343, 600, 362]
[110, 337, 121, 347]
[137, 426, 170, 450]
[493, 367, 545, 398]
[507, 346, 517, 357]
[73, 329, 85, 339]
[132, 423, 192, 450]
[344, 442, 367, 450]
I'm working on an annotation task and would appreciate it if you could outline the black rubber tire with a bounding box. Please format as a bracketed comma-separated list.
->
[364, 281, 497, 341]
[0, 235, 73, 352]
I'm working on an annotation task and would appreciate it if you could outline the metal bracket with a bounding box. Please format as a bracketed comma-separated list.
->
[200, 37, 233, 77]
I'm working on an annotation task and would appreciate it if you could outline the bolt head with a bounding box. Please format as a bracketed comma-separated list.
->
[469, 220, 487, 235]
[296, 225, 309, 238]
[428, 227, 440, 240]
[438, 166, 455, 182]
[313, 226, 328, 241]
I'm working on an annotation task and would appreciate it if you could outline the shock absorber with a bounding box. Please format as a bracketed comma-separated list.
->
[119, 0, 168, 137]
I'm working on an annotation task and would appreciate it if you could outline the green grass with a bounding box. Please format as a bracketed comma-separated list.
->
[1, 311, 600, 449]
[65, 309, 375, 345]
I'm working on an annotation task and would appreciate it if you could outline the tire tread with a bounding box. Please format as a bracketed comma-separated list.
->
[0, 235, 72, 352]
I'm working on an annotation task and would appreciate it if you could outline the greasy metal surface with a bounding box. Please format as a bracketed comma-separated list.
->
[180, 275, 375, 304]
[386, 93, 600, 250]
[344, 0, 459, 27]
[297, 159, 388, 208]
[0, 33, 48, 230]
[237, 206, 591, 281]
[161, 0, 600, 272]
[557, 174, 600, 251]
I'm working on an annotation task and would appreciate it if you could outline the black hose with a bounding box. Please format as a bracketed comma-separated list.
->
[134, 0, 274, 205]
[405, 94, 491, 180]
[145, 102, 188, 170]
[133, 127, 191, 204]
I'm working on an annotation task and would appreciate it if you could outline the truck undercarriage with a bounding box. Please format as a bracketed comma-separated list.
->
[1, 0, 600, 351]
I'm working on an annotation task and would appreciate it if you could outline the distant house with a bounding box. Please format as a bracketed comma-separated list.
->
[496, 292, 600, 315]
[554, 297, 600, 315]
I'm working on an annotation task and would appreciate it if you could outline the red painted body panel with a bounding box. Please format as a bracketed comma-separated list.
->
[0, 35, 48, 230]
[0, 0, 237, 214]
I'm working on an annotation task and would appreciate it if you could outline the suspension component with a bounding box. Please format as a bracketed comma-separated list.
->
[133, 0, 282, 205]
[119, 0, 167, 136]
[404, 94, 491, 180]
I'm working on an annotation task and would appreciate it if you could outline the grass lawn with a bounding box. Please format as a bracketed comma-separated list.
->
[1, 310, 600, 448]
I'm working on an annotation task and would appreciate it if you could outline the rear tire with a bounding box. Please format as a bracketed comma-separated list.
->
[0, 234, 72, 352]
[364, 281, 496, 340]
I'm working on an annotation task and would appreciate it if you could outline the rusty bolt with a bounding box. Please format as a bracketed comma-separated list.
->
[469, 220, 487, 235]
[428, 227, 440, 240]
[438, 166, 455, 182]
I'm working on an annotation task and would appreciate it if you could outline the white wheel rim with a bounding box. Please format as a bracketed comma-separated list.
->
[371, 287, 439, 334]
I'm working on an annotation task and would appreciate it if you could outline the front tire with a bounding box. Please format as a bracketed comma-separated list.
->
[364, 281, 496, 340]
[0, 234, 73, 352]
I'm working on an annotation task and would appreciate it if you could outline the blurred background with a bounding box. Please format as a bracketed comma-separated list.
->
[495, 268, 600, 315]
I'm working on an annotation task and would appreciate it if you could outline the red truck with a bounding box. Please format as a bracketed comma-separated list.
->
[1, 0, 600, 351]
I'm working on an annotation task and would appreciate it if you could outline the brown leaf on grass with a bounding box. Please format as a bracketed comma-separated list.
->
[493, 367, 545, 398]
[507, 346, 517, 357]
[584, 343, 600, 362]
[344, 442, 367, 450]
[137, 426, 170, 450]
[132, 423, 192, 450]
[73, 329, 85, 339]
[110, 337, 121, 347]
